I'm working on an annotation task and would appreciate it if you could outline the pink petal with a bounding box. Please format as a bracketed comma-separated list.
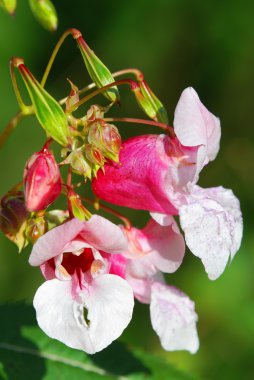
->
[174, 87, 221, 175]
[29, 215, 127, 267]
[78, 215, 128, 254]
[126, 270, 164, 304]
[141, 217, 185, 273]
[150, 282, 199, 353]
[124, 218, 185, 275]
[29, 218, 84, 266]
[92, 135, 178, 214]
[179, 186, 243, 280]
[33, 274, 134, 354]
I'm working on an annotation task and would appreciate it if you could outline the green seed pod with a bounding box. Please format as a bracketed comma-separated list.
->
[72, 30, 120, 103]
[29, 0, 58, 32]
[16, 59, 71, 147]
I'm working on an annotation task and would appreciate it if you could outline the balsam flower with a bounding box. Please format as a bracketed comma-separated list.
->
[92, 87, 243, 280]
[29, 215, 134, 354]
[112, 217, 199, 354]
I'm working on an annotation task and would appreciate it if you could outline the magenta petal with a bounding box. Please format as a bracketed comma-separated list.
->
[92, 135, 178, 214]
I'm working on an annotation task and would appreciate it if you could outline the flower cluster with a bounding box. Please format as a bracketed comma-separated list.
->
[0, 28, 242, 355]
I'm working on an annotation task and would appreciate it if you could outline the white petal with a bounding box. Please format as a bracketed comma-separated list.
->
[150, 282, 199, 353]
[179, 186, 243, 280]
[150, 212, 175, 226]
[174, 87, 221, 162]
[33, 275, 134, 354]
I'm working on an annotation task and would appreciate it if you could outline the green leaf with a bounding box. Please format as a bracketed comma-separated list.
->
[0, 303, 200, 380]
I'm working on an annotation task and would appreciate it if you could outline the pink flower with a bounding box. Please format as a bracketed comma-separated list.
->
[24, 146, 62, 212]
[67, 216, 199, 353]
[29, 215, 134, 354]
[117, 218, 199, 353]
[92, 87, 243, 280]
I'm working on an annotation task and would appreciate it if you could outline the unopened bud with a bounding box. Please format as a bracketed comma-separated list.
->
[26, 214, 48, 244]
[85, 144, 105, 166]
[72, 30, 120, 103]
[0, 0, 16, 15]
[62, 148, 92, 179]
[29, 0, 58, 32]
[65, 79, 79, 112]
[133, 80, 168, 124]
[24, 146, 62, 212]
[88, 121, 121, 162]
[13, 59, 71, 146]
[68, 190, 91, 220]
[0, 191, 29, 251]
[85, 104, 109, 122]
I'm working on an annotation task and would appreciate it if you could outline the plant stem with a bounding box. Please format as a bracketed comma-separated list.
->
[59, 68, 144, 105]
[81, 197, 132, 229]
[9, 58, 31, 111]
[74, 79, 138, 109]
[104, 117, 175, 136]
[41, 29, 78, 87]
[0, 112, 23, 149]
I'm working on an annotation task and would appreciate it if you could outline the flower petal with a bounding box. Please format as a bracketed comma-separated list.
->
[92, 135, 178, 214]
[141, 217, 185, 273]
[179, 186, 243, 280]
[29, 218, 85, 266]
[33, 274, 134, 354]
[29, 215, 127, 267]
[150, 282, 199, 353]
[174, 87, 221, 172]
[78, 215, 128, 254]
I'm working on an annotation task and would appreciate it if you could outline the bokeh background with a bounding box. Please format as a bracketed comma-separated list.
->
[0, 1, 254, 379]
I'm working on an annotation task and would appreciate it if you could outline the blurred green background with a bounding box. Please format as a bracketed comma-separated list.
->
[0, 0, 254, 379]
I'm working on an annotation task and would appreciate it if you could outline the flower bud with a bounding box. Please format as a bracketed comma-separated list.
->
[24, 146, 62, 212]
[132, 80, 168, 124]
[29, 0, 58, 32]
[26, 214, 48, 244]
[0, 191, 29, 251]
[85, 104, 109, 122]
[0, 0, 16, 15]
[85, 144, 105, 166]
[68, 190, 91, 220]
[88, 121, 121, 162]
[139, 80, 169, 124]
[62, 148, 92, 179]
[65, 79, 79, 113]
[14, 58, 71, 147]
[72, 29, 120, 103]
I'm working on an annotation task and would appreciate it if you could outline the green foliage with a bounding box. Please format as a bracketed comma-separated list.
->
[0, 304, 200, 380]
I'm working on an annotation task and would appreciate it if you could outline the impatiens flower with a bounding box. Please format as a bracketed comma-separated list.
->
[29, 215, 134, 354]
[92, 87, 243, 280]
[110, 217, 199, 353]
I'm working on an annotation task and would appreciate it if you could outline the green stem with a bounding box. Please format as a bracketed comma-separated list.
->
[41, 28, 79, 88]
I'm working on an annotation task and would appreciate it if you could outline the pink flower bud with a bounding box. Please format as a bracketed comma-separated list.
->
[24, 146, 61, 212]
